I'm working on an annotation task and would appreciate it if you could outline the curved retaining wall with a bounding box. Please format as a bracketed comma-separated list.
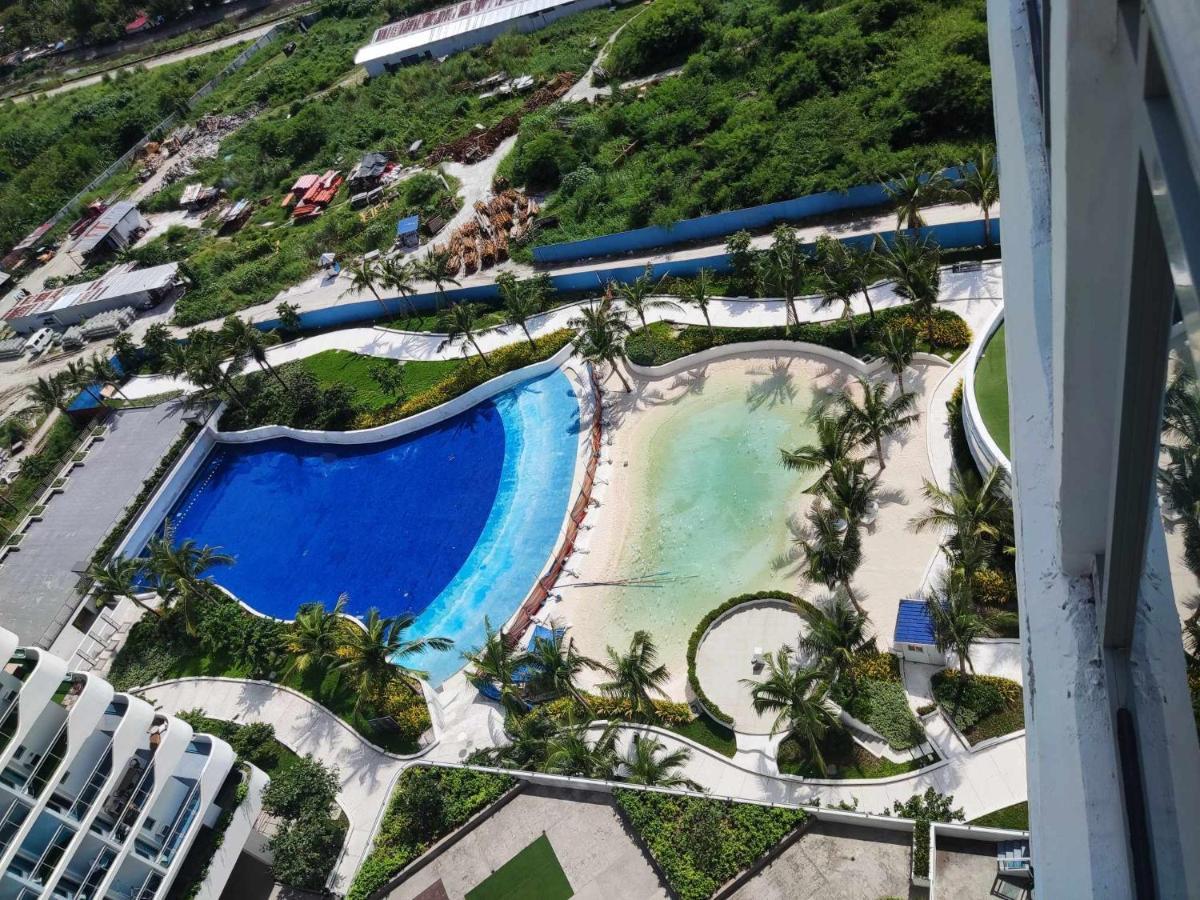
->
[961, 305, 1011, 476]
[214, 342, 575, 445]
[626, 339, 951, 381]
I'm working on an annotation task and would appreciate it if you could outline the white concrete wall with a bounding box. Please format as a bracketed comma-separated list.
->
[195, 764, 268, 900]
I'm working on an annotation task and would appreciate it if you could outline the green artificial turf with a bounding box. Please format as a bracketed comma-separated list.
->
[467, 835, 573, 900]
[973, 323, 1011, 457]
[970, 802, 1029, 830]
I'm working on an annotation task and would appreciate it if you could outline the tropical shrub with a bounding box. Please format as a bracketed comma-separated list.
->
[347, 767, 515, 900]
[972, 568, 1016, 606]
[541, 693, 694, 727]
[931, 669, 1024, 743]
[262, 755, 346, 889]
[891, 788, 963, 879]
[835, 678, 924, 750]
[607, 0, 709, 76]
[614, 789, 807, 899]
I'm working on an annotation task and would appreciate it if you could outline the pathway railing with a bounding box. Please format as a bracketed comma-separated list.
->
[504, 365, 603, 643]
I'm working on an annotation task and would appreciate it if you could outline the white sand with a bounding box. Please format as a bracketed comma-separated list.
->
[555, 350, 947, 700]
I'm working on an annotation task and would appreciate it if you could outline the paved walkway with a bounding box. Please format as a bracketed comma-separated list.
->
[137, 677, 417, 893]
[0, 403, 188, 647]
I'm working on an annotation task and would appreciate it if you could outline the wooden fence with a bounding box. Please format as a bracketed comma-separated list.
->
[504, 366, 603, 643]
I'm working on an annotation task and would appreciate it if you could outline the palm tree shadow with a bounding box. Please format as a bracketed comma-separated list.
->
[744, 357, 798, 411]
[876, 486, 908, 508]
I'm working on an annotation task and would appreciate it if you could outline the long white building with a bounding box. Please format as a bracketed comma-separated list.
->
[355, 0, 609, 74]
[0, 627, 264, 900]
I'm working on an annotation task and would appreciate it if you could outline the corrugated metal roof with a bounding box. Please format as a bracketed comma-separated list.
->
[356, 0, 581, 63]
[3, 263, 178, 322]
[73, 201, 142, 254]
[396, 215, 420, 235]
[893, 598, 936, 645]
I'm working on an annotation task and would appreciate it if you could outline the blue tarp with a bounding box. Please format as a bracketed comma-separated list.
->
[894, 598, 936, 645]
[396, 215, 419, 237]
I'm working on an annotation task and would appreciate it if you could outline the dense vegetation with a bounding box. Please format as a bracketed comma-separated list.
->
[108, 595, 434, 752]
[217, 330, 570, 431]
[259, 753, 347, 889]
[830, 651, 924, 750]
[614, 789, 808, 900]
[891, 788, 963, 879]
[625, 307, 972, 367]
[0, 417, 84, 539]
[777, 726, 934, 778]
[931, 669, 1024, 745]
[507, 0, 993, 244]
[347, 766, 515, 900]
[0, 48, 236, 252]
[1, 0, 194, 52]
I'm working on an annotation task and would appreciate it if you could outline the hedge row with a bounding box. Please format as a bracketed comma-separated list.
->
[614, 789, 807, 900]
[346, 766, 515, 900]
[686, 592, 805, 726]
[626, 306, 972, 368]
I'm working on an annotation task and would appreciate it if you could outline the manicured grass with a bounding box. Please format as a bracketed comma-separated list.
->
[298, 350, 463, 412]
[669, 713, 737, 758]
[970, 801, 1029, 831]
[467, 835, 573, 900]
[973, 323, 1011, 457]
[777, 729, 936, 779]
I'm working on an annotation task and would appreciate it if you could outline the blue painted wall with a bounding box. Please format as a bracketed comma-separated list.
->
[532, 167, 969, 264]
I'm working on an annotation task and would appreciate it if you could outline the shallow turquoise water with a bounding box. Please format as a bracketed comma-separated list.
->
[590, 359, 819, 665]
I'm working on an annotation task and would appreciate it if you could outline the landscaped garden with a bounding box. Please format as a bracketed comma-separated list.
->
[614, 789, 808, 900]
[973, 321, 1010, 456]
[931, 668, 1024, 745]
[777, 727, 935, 779]
[347, 766, 516, 900]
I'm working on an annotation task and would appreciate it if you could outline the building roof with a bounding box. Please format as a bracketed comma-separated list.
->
[356, 0, 579, 64]
[350, 151, 389, 182]
[125, 12, 150, 33]
[73, 201, 141, 255]
[894, 598, 936, 645]
[11, 221, 53, 254]
[3, 262, 178, 323]
[396, 214, 420, 236]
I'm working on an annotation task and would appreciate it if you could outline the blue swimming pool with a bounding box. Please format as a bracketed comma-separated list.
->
[164, 368, 581, 684]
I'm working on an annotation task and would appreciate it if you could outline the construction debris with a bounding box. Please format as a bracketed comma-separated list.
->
[427, 72, 575, 164]
[431, 188, 538, 277]
[140, 107, 263, 192]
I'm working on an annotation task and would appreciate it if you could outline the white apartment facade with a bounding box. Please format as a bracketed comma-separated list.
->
[0, 626, 262, 900]
[989, 0, 1200, 896]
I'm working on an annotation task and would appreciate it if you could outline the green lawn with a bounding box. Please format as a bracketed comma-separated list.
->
[970, 802, 1029, 831]
[974, 323, 1011, 457]
[467, 835, 573, 900]
[298, 350, 463, 412]
[669, 713, 737, 758]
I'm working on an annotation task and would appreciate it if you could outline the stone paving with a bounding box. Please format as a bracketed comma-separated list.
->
[0, 403, 188, 647]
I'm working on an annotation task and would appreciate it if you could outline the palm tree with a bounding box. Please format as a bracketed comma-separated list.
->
[883, 169, 950, 233]
[439, 302, 490, 365]
[145, 534, 234, 636]
[379, 256, 420, 320]
[796, 503, 864, 608]
[621, 734, 701, 789]
[681, 268, 717, 340]
[525, 629, 599, 707]
[341, 255, 388, 316]
[741, 650, 839, 775]
[845, 242, 880, 321]
[597, 630, 671, 722]
[909, 467, 1013, 559]
[275, 301, 302, 333]
[336, 608, 452, 710]
[818, 458, 878, 528]
[86, 354, 130, 402]
[874, 234, 942, 345]
[476, 708, 557, 769]
[220, 316, 286, 390]
[610, 267, 678, 330]
[957, 148, 999, 246]
[543, 721, 619, 779]
[1164, 371, 1200, 446]
[926, 572, 993, 676]
[465, 618, 527, 714]
[1158, 445, 1200, 578]
[793, 593, 872, 690]
[813, 236, 861, 349]
[497, 272, 544, 347]
[27, 374, 68, 414]
[836, 377, 919, 470]
[64, 359, 108, 408]
[877, 325, 917, 394]
[183, 331, 248, 410]
[88, 555, 157, 616]
[415, 247, 460, 309]
[284, 594, 349, 680]
[757, 226, 806, 327]
[570, 298, 634, 392]
[780, 415, 858, 493]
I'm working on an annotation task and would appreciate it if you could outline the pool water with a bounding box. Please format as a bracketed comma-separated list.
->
[586, 359, 819, 675]
[165, 368, 581, 684]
